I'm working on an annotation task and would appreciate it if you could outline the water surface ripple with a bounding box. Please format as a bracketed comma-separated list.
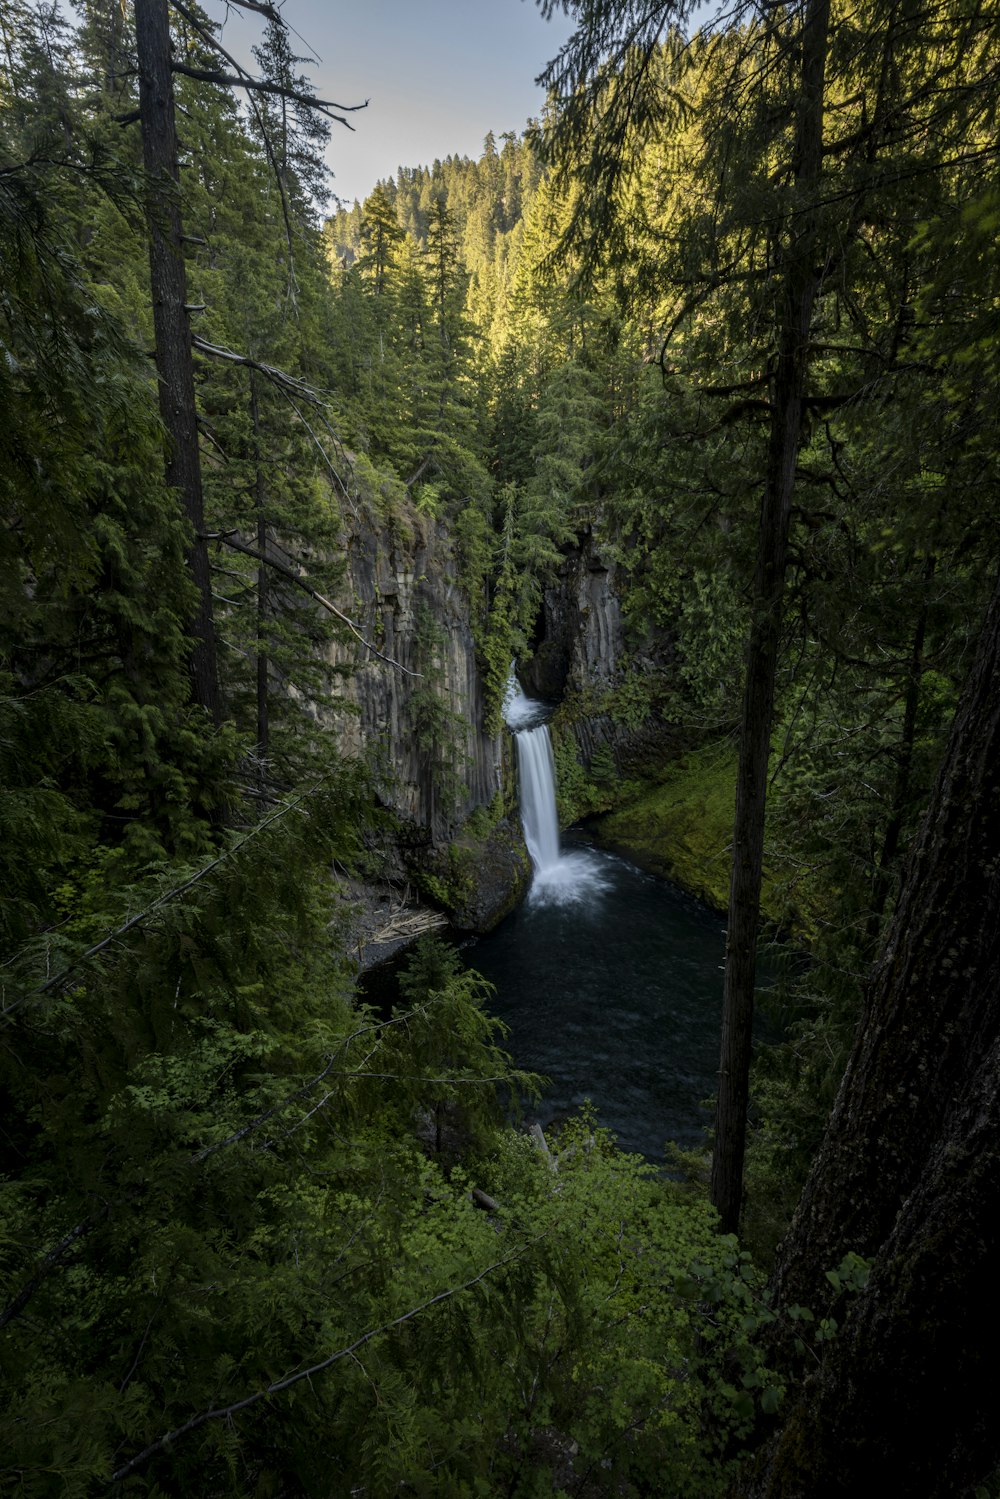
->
[467, 832, 728, 1159]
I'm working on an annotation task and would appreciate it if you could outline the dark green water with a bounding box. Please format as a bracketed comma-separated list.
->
[465, 831, 730, 1160]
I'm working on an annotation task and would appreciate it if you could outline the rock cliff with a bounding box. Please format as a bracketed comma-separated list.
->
[325, 499, 505, 844]
[516, 524, 680, 782]
[518, 524, 626, 703]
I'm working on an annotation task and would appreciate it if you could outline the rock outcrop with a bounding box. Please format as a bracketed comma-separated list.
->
[518, 525, 625, 704]
[325, 500, 505, 843]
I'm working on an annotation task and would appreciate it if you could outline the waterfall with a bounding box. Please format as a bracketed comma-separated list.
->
[503, 671, 607, 904]
[515, 725, 561, 874]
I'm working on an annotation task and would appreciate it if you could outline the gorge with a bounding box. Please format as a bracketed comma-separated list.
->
[5, 0, 1000, 1489]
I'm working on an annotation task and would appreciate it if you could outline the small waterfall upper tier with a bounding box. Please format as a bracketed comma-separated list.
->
[502, 675, 551, 732]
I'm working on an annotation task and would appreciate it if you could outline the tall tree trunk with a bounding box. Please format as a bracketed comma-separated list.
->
[711, 0, 831, 1233]
[770, 562, 1000, 1305]
[249, 373, 269, 759]
[734, 567, 1000, 1495]
[135, 0, 222, 726]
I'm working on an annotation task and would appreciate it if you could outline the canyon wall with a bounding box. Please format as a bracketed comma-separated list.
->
[325, 500, 505, 843]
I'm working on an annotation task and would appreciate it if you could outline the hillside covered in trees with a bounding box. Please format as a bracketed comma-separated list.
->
[2, 0, 999, 1493]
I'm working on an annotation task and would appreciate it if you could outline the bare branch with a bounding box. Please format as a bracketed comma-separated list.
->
[277, 385, 358, 513]
[166, 0, 317, 281]
[168, 60, 366, 129]
[406, 456, 434, 488]
[0, 1206, 108, 1333]
[202, 530, 421, 678]
[108, 1236, 547, 1484]
[1, 791, 316, 1022]
[193, 332, 361, 505]
[223, 0, 281, 17]
[191, 334, 319, 399]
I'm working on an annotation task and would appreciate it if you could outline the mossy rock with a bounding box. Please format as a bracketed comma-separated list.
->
[593, 740, 797, 928]
[414, 817, 531, 934]
[592, 742, 734, 911]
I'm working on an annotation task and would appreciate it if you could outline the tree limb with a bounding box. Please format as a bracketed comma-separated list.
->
[1, 791, 316, 1021]
[191, 334, 319, 397]
[0, 1206, 108, 1333]
[168, 60, 366, 129]
[108, 1237, 547, 1484]
[223, 0, 281, 17]
[190, 335, 359, 507]
[202, 530, 421, 678]
[406, 456, 434, 488]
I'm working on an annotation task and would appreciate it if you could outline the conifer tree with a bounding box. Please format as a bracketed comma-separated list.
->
[135, 0, 223, 724]
[536, 0, 1000, 1230]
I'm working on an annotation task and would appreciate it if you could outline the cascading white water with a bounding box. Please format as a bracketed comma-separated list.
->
[503, 671, 608, 904]
[515, 725, 561, 873]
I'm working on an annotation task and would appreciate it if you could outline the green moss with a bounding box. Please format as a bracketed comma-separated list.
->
[462, 792, 505, 842]
[594, 741, 737, 911]
[412, 811, 530, 932]
[413, 842, 476, 910]
[594, 740, 812, 931]
[550, 724, 643, 826]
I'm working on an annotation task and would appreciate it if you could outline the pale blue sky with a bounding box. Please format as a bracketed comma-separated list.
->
[210, 0, 576, 206]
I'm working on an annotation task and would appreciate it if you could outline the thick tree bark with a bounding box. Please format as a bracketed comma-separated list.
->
[770, 564, 1000, 1304]
[711, 0, 831, 1233]
[734, 568, 1000, 1494]
[739, 1036, 1000, 1497]
[135, 0, 222, 725]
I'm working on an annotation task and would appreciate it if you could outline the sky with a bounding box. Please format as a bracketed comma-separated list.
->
[208, 0, 577, 207]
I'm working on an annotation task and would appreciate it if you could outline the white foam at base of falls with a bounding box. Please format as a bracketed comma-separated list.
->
[526, 847, 611, 906]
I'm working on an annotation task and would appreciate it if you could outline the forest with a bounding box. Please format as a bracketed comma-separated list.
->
[1, 0, 999, 1493]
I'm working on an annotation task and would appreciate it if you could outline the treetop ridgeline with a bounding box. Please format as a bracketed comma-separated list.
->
[2, 0, 999, 1492]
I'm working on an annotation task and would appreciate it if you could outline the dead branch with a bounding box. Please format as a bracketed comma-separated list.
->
[276, 385, 358, 510]
[202, 530, 420, 678]
[191, 334, 317, 398]
[0, 1206, 108, 1334]
[168, 60, 367, 129]
[1, 790, 316, 1021]
[223, 0, 281, 17]
[167, 0, 314, 280]
[192, 337, 358, 503]
[108, 1236, 546, 1484]
[192, 338, 357, 502]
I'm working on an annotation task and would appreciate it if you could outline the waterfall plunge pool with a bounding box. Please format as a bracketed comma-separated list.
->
[464, 831, 729, 1159]
[352, 680, 784, 1163]
[459, 678, 758, 1162]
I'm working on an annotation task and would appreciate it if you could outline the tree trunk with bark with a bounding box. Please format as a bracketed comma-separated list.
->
[135, 0, 222, 725]
[711, 0, 831, 1234]
[734, 567, 1000, 1494]
[866, 555, 935, 944]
